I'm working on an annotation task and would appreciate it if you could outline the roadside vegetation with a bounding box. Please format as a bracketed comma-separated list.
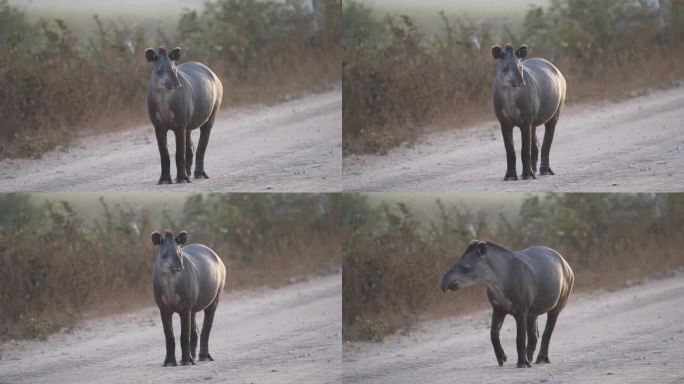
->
[0, 0, 340, 158]
[342, 0, 684, 154]
[342, 193, 684, 341]
[0, 193, 340, 341]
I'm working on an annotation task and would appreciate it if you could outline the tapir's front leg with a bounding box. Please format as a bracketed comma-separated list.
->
[514, 313, 531, 368]
[490, 308, 507, 366]
[174, 129, 190, 184]
[500, 123, 517, 181]
[154, 126, 172, 185]
[179, 310, 196, 365]
[160, 309, 177, 367]
[520, 124, 536, 180]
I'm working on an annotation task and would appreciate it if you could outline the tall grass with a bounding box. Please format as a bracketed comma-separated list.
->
[0, 0, 341, 158]
[0, 193, 340, 341]
[342, 193, 684, 341]
[342, 0, 684, 155]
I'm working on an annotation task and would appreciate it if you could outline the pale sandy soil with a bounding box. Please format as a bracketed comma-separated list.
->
[0, 89, 341, 192]
[343, 274, 684, 384]
[0, 274, 341, 384]
[343, 87, 684, 192]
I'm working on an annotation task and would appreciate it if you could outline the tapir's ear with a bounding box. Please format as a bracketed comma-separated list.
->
[169, 47, 181, 61]
[175, 231, 188, 245]
[491, 45, 503, 59]
[145, 48, 156, 62]
[151, 231, 162, 246]
[476, 241, 488, 256]
[516, 45, 528, 59]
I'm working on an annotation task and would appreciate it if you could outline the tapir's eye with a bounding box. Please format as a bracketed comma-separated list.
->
[460, 265, 472, 273]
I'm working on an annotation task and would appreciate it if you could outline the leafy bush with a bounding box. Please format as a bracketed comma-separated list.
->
[342, 193, 684, 341]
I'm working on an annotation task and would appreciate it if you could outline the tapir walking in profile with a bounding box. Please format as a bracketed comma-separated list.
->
[442, 240, 574, 368]
[151, 230, 226, 366]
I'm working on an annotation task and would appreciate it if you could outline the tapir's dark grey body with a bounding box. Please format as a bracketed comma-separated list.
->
[442, 240, 574, 368]
[145, 47, 223, 184]
[151, 230, 226, 367]
[492, 44, 566, 180]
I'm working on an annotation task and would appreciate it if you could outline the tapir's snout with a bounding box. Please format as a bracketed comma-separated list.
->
[510, 79, 525, 88]
[164, 80, 181, 91]
[441, 274, 461, 292]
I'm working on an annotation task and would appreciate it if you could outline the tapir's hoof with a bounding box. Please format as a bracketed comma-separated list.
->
[198, 352, 214, 361]
[158, 177, 172, 185]
[194, 171, 209, 179]
[180, 357, 196, 366]
[539, 167, 555, 176]
[162, 358, 177, 367]
[535, 355, 550, 364]
[521, 173, 536, 180]
[497, 353, 507, 366]
[175, 177, 191, 184]
[516, 361, 532, 368]
[503, 174, 518, 181]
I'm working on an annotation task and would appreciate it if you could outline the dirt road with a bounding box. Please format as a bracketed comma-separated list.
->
[343, 87, 684, 192]
[343, 275, 684, 384]
[0, 89, 341, 192]
[0, 274, 341, 384]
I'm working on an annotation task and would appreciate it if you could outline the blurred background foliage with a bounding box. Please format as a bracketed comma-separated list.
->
[0, 0, 341, 158]
[342, 0, 684, 154]
[0, 193, 340, 341]
[342, 193, 684, 341]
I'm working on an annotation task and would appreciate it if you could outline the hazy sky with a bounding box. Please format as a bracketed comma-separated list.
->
[361, 0, 548, 8]
[7, 0, 204, 13]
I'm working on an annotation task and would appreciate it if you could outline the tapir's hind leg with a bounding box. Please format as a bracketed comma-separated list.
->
[540, 112, 559, 176]
[190, 311, 199, 359]
[199, 295, 220, 361]
[537, 274, 572, 364]
[194, 111, 216, 179]
[535, 310, 559, 364]
[531, 127, 539, 174]
[185, 131, 194, 179]
[526, 316, 539, 362]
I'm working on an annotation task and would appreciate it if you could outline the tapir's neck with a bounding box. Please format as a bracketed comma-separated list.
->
[482, 243, 514, 294]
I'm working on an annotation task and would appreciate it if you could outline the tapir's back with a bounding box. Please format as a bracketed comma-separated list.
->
[182, 243, 226, 311]
[177, 62, 224, 129]
[517, 246, 574, 315]
[523, 58, 567, 125]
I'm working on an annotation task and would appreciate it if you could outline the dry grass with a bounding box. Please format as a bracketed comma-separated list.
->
[342, 193, 684, 341]
[0, 0, 341, 158]
[342, 0, 684, 155]
[0, 193, 340, 341]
